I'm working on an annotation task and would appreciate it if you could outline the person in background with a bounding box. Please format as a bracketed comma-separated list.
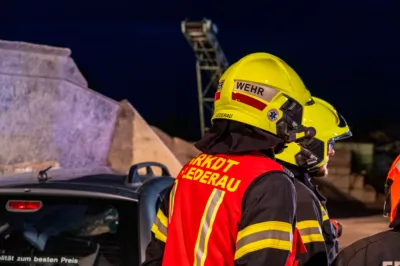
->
[275, 97, 352, 265]
[332, 155, 400, 266]
[142, 52, 316, 266]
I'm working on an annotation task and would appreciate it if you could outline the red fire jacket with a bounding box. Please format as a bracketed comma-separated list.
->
[143, 152, 303, 266]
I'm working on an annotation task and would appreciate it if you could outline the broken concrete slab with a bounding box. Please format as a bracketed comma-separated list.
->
[170, 137, 201, 165]
[329, 148, 352, 167]
[324, 174, 352, 190]
[350, 174, 365, 189]
[328, 166, 351, 176]
[349, 185, 377, 203]
[152, 126, 201, 165]
[0, 39, 182, 175]
[107, 100, 183, 177]
[151, 126, 174, 151]
[0, 40, 120, 169]
[0, 40, 87, 88]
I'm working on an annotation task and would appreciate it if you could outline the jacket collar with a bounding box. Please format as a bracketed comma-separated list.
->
[276, 160, 327, 204]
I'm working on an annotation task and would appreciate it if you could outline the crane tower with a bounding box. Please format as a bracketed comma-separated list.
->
[181, 19, 229, 137]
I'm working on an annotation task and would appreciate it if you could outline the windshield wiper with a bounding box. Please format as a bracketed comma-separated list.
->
[37, 166, 52, 183]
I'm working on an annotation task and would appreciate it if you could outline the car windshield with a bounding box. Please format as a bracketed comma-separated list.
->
[0, 195, 139, 266]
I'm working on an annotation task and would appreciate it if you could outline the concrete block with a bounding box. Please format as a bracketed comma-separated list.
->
[151, 126, 174, 150]
[324, 174, 351, 189]
[170, 137, 201, 165]
[107, 100, 183, 177]
[328, 166, 351, 176]
[0, 40, 87, 87]
[329, 149, 351, 167]
[316, 184, 350, 198]
[152, 126, 201, 165]
[0, 40, 120, 169]
[106, 101, 135, 174]
[0, 39, 184, 176]
[376, 193, 386, 203]
[349, 174, 364, 189]
[349, 185, 377, 203]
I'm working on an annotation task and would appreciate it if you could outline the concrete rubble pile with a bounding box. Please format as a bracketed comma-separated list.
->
[0, 40, 182, 177]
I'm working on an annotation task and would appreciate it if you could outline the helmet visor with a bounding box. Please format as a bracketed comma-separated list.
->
[328, 130, 352, 152]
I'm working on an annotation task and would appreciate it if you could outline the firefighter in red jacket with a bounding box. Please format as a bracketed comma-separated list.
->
[332, 155, 400, 266]
[141, 52, 315, 266]
[275, 97, 352, 265]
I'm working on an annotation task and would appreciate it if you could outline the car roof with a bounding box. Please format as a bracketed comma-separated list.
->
[0, 166, 140, 201]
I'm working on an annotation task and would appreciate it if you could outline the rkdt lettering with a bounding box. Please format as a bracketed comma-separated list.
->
[180, 154, 241, 192]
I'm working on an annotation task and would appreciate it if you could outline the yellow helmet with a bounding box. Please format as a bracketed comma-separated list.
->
[275, 97, 352, 171]
[212, 52, 313, 142]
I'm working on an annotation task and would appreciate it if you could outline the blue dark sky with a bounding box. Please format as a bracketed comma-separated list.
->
[0, 0, 399, 140]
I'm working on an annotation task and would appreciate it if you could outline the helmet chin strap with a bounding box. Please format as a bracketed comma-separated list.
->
[280, 113, 317, 143]
[285, 126, 316, 143]
[278, 102, 320, 171]
[295, 146, 319, 173]
[279, 111, 320, 170]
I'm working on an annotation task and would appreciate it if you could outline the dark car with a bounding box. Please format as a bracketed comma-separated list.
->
[0, 162, 174, 266]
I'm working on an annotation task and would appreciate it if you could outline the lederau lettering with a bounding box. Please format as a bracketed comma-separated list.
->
[181, 154, 241, 192]
[215, 113, 233, 119]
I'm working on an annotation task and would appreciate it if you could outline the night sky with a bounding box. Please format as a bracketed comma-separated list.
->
[0, 0, 398, 141]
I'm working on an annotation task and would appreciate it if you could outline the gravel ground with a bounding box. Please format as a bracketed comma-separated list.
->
[338, 215, 389, 248]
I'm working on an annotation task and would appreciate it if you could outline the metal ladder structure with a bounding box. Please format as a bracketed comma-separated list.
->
[181, 19, 229, 137]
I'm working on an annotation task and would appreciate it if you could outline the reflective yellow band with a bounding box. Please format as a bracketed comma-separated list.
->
[320, 205, 329, 221]
[297, 220, 324, 244]
[296, 220, 320, 230]
[301, 233, 325, 243]
[193, 188, 226, 266]
[235, 221, 293, 260]
[169, 180, 179, 222]
[151, 209, 168, 243]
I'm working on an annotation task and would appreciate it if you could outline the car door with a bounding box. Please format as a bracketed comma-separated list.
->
[0, 194, 140, 266]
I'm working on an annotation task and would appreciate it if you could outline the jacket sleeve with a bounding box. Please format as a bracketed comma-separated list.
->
[319, 203, 340, 264]
[234, 171, 297, 266]
[141, 185, 173, 266]
[295, 197, 328, 266]
[331, 252, 347, 266]
[332, 233, 386, 266]
[332, 245, 367, 266]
